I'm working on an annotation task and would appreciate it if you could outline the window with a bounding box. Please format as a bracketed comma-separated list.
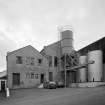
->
[48, 56, 52, 67]
[35, 74, 38, 79]
[26, 72, 30, 78]
[38, 59, 42, 65]
[31, 57, 35, 65]
[31, 73, 34, 79]
[26, 72, 39, 79]
[26, 57, 30, 65]
[16, 56, 23, 64]
[54, 56, 58, 67]
[26, 57, 35, 65]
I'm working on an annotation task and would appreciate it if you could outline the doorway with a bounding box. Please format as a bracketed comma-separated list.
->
[61, 71, 76, 87]
[40, 73, 44, 83]
[13, 73, 20, 86]
[1, 81, 5, 92]
[49, 72, 53, 81]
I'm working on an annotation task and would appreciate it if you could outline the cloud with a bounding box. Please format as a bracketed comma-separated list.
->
[0, 0, 104, 72]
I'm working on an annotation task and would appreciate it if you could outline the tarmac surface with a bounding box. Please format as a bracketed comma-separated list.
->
[0, 87, 105, 105]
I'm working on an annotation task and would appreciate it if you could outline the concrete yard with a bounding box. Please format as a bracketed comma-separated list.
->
[0, 87, 105, 105]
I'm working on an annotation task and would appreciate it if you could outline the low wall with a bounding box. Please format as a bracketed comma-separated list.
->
[69, 82, 105, 88]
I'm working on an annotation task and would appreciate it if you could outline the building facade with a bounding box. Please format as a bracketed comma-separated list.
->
[41, 28, 78, 86]
[7, 45, 49, 89]
[41, 42, 61, 82]
[6, 27, 105, 89]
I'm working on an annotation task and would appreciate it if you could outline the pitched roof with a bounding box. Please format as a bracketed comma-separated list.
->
[7, 45, 40, 56]
[0, 71, 7, 78]
[78, 37, 105, 52]
[7, 45, 48, 60]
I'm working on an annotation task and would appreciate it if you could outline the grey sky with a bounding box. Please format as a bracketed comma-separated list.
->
[0, 0, 105, 71]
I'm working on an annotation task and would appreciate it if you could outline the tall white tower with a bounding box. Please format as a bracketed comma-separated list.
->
[59, 26, 74, 55]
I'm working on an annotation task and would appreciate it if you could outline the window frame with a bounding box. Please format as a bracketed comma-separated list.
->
[16, 56, 23, 64]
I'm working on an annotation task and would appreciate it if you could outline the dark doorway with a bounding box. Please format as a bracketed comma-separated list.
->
[13, 73, 20, 85]
[67, 71, 76, 83]
[40, 74, 44, 83]
[49, 72, 53, 81]
[1, 81, 5, 92]
[61, 71, 76, 87]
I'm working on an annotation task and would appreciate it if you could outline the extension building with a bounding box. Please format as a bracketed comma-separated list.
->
[41, 27, 78, 87]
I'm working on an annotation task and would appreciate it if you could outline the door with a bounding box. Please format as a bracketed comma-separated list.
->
[68, 71, 76, 83]
[13, 73, 20, 86]
[40, 74, 44, 83]
[1, 81, 5, 92]
[49, 72, 53, 81]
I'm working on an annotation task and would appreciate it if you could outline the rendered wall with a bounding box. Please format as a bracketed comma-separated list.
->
[7, 46, 48, 89]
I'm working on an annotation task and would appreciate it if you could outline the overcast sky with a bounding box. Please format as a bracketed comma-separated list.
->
[0, 0, 105, 71]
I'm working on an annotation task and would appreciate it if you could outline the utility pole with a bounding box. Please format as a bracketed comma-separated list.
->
[64, 54, 67, 88]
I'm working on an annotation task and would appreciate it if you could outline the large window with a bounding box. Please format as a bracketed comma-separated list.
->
[26, 72, 39, 79]
[16, 56, 23, 64]
[26, 57, 35, 65]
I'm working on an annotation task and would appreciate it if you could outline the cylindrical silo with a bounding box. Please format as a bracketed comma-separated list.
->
[60, 28, 74, 54]
[78, 56, 87, 82]
[88, 50, 103, 82]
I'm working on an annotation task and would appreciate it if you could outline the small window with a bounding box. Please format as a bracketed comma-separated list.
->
[31, 73, 34, 79]
[31, 57, 35, 65]
[38, 59, 42, 65]
[26, 72, 30, 78]
[35, 74, 38, 79]
[26, 57, 30, 65]
[16, 56, 23, 64]
[48, 56, 52, 67]
[54, 56, 58, 67]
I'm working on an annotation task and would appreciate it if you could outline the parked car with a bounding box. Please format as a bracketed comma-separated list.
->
[48, 82, 57, 89]
[56, 81, 65, 88]
[44, 81, 57, 89]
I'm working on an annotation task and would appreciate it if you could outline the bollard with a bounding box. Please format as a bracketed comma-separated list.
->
[6, 87, 10, 98]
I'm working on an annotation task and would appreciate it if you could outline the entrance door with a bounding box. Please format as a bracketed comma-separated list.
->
[1, 81, 5, 92]
[40, 74, 44, 83]
[61, 71, 76, 87]
[68, 71, 76, 83]
[49, 72, 53, 81]
[13, 73, 20, 86]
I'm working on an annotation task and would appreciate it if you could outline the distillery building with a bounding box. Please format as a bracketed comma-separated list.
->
[7, 45, 49, 89]
[6, 26, 105, 89]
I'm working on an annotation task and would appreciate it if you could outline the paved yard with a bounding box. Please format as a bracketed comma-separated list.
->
[0, 87, 105, 105]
